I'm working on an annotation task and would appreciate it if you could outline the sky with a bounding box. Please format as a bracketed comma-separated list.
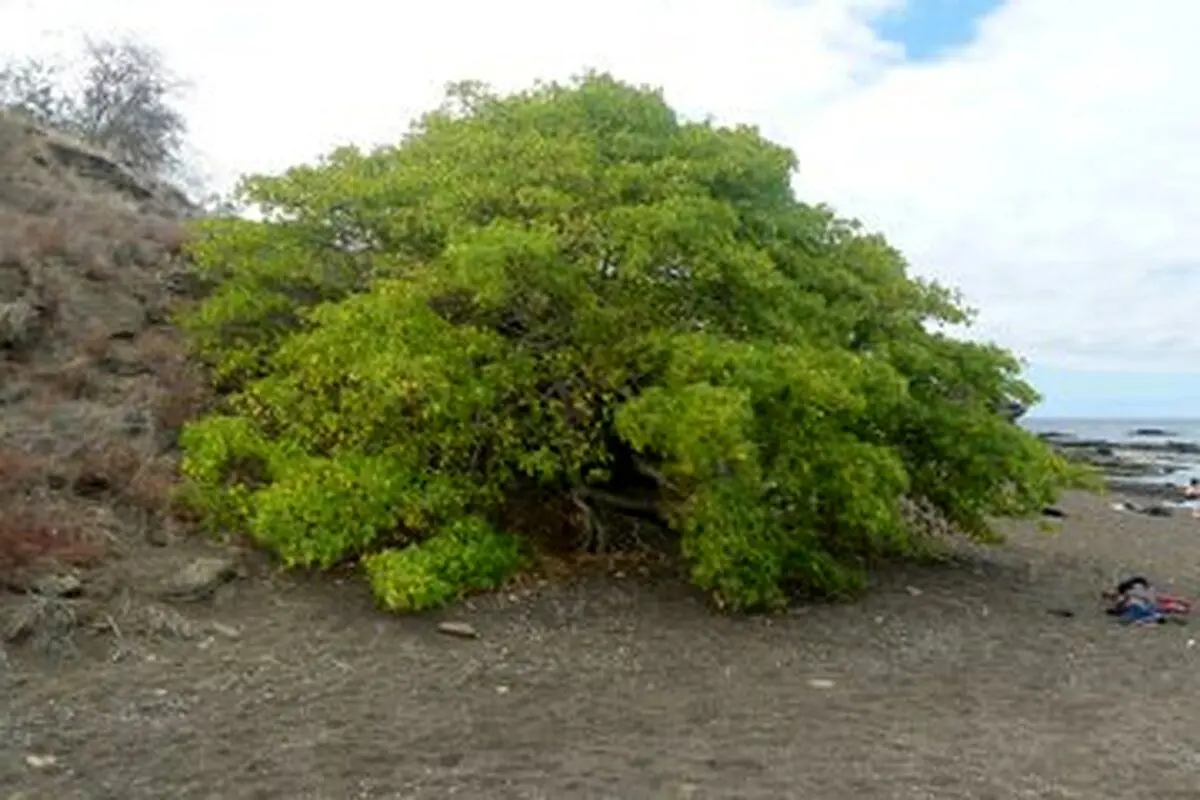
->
[1, 0, 1195, 418]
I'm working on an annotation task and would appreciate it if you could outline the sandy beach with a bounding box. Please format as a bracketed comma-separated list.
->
[4, 488, 1200, 799]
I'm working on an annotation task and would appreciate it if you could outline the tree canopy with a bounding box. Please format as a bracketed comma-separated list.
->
[177, 73, 1084, 613]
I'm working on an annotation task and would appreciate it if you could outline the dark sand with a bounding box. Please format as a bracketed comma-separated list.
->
[4, 490, 1200, 799]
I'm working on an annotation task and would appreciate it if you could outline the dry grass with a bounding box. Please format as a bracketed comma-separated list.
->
[65, 441, 179, 513]
[151, 362, 212, 432]
[0, 213, 71, 262]
[0, 446, 98, 576]
[79, 327, 112, 360]
[70, 440, 144, 496]
[133, 327, 185, 369]
[0, 446, 50, 489]
[123, 456, 181, 515]
[34, 358, 95, 401]
[0, 439, 176, 581]
[0, 502, 106, 575]
[0, 204, 187, 278]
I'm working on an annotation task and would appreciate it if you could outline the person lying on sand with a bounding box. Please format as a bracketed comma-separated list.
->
[1104, 577, 1192, 625]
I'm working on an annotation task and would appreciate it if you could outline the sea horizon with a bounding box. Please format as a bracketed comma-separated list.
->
[1023, 415, 1200, 423]
[1021, 416, 1200, 453]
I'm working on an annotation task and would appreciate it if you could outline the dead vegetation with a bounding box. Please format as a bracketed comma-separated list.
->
[0, 500, 106, 576]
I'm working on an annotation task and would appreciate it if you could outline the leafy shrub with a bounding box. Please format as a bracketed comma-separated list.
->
[177, 414, 279, 533]
[364, 516, 527, 612]
[250, 454, 473, 568]
[178, 73, 1089, 612]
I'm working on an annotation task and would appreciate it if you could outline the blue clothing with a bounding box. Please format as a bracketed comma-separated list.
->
[1118, 597, 1161, 624]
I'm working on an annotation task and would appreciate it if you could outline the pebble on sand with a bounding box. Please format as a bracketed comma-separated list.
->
[437, 621, 479, 639]
[159, 556, 239, 601]
[209, 621, 241, 639]
[32, 571, 83, 598]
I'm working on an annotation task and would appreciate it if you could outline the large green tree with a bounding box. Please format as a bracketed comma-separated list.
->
[178, 74, 1083, 612]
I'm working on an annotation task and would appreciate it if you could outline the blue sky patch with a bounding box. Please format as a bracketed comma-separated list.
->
[1024, 363, 1200, 418]
[872, 0, 1005, 61]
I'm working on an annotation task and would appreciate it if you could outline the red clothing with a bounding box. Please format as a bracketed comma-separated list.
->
[1158, 594, 1192, 615]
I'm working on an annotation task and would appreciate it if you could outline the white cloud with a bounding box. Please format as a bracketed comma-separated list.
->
[792, 1, 1200, 372]
[1, 0, 1194, 372]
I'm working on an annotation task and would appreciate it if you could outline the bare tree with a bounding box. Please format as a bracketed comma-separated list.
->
[74, 38, 188, 176]
[0, 57, 78, 127]
[0, 36, 189, 179]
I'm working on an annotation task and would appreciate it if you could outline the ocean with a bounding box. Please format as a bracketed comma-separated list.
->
[1021, 417, 1200, 485]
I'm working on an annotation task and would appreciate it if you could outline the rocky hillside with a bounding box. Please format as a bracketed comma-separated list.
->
[0, 111, 233, 657]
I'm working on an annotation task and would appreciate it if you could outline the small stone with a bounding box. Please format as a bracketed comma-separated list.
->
[807, 678, 836, 689]
[905, 585, 923, 597]
[437, 621, 478, 639]
[119, 408, 151, 437]
[159, 556, 239, 601]
[496, 685, 510, 694]
[209, 621, 240, 639]
[24, 754, 57, 769]
[0, 300, 39, 349]
[145, 525, 172, 547]
[33, 571, 83, 598]
[0, 380, 31, 406]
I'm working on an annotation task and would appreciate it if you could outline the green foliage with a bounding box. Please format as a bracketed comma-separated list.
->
[176, 414, 279, 533]
[178, 72, 1087, 613]
[249, 453, 467, 568]
[364, 517, 527, 612]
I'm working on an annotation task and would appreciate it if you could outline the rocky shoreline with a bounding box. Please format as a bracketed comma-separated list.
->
[1037, 430, 1200, 500]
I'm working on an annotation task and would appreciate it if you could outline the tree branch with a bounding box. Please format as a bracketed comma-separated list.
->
[576, 486, 663, 520]
[632, 455, 677, 493]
